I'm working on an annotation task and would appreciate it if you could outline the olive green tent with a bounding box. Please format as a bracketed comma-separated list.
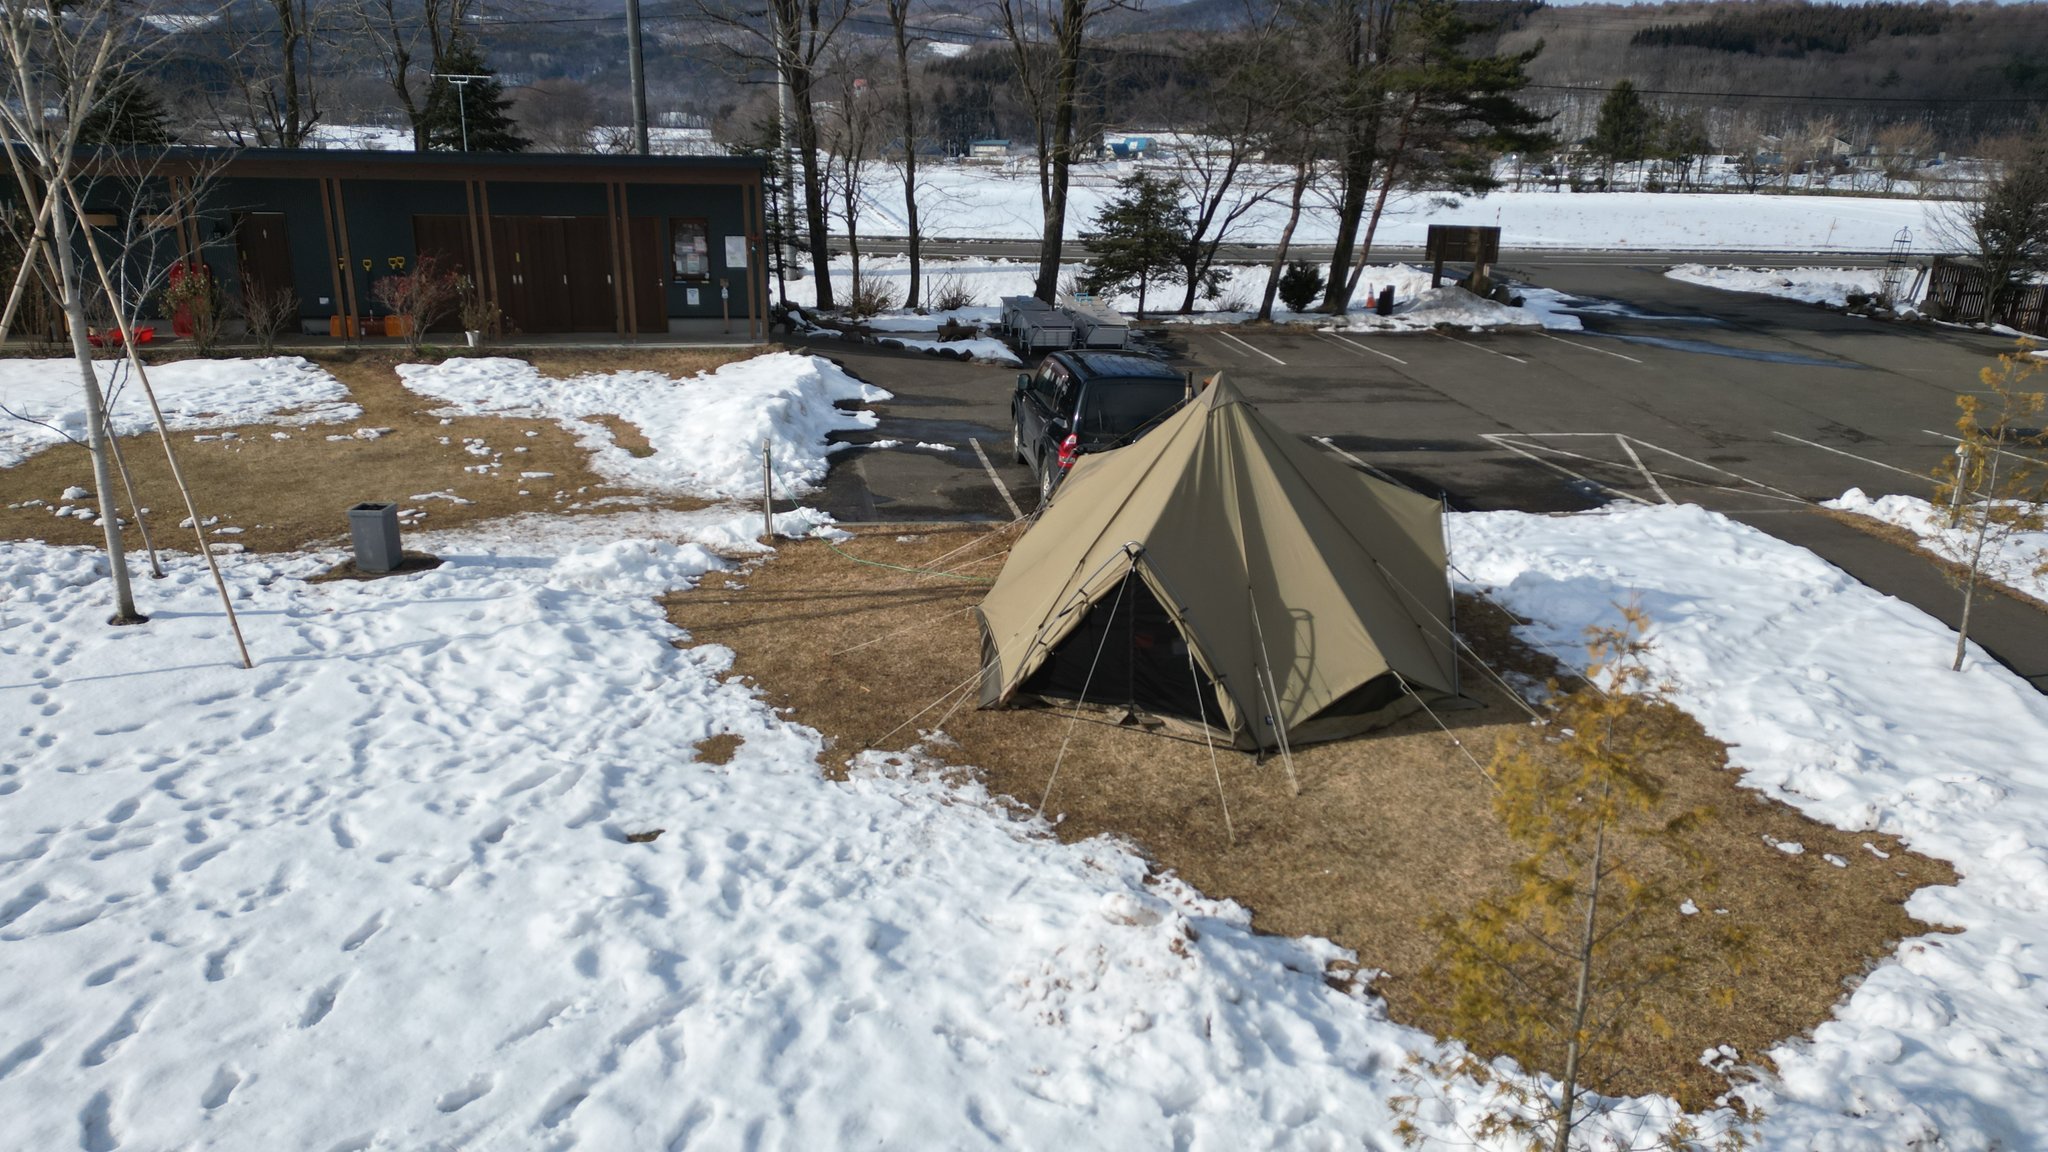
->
[975, 373, 1460, 752]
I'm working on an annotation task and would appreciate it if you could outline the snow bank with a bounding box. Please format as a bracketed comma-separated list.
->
[1330, 284, 1555, 333]
[396, 352, 888, 500]
[1452, 502, 2048, 1151]
[0, 356, 359, 467]
[873, 334, 1022, 365]
[1666, 264, 1892, 307]
[1827, 487, 2048, 603]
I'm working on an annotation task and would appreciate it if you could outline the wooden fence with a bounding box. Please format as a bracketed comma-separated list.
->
[1925, 256, 2048, 336]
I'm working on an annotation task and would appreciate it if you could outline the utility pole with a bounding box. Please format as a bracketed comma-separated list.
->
[771, 2, 801, 281]
[432, 73, 490, 151]
[626, 0, 650, 155]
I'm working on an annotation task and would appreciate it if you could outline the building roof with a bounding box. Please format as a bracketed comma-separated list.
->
[74, 146, 765, 185]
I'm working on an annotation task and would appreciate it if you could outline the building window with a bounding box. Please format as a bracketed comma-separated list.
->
[670, 218, 709, 281]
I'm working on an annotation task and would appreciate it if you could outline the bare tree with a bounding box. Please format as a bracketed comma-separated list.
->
[1876, 121, 1934, 194]
[882, 0, 925, 310]
[516, 78, 601, 154]
[1160, 28, 1289, 315]
[350, 0, 476, 150]
[0, 2, 144, 622]
[995, 0, 1133, 303]
[210, 0, 323, 147]
[697, 0, 866, 311]
[821, 57, 886, 306]
[1929, 133, 2048, 323]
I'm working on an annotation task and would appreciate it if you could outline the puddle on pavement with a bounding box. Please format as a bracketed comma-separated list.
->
[1599, 333, 1860, 368]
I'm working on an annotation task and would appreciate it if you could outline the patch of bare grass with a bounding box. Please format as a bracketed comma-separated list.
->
[693, 733, 744, 765]
[665, 524, 1956, 1109]
[0, 347, 752, 554]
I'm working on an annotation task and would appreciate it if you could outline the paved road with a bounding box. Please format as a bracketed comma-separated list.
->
[796, 263, 2048, 690]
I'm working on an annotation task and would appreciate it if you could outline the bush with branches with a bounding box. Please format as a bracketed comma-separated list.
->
[926, 272, 979, 313]
[845, 277, 903, 319]
[162, 260, 226, 354]
[239, 278, 299, 354]
[372, 255, 463, 355]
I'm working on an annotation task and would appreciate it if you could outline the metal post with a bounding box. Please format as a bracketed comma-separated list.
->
[626, 0, 650, 155]
[761, 444, 774, 543]
[1949, 442, 1971, 527]
[457, 82, 470, 152]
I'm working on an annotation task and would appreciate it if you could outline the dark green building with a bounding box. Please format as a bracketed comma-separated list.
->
[73, 148, 770, 341]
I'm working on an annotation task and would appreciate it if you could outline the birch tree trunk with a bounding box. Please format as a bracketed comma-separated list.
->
[51, 191, 143, 624]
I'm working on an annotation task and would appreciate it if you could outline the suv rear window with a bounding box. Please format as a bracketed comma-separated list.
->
[1077, 380, 1185, 437]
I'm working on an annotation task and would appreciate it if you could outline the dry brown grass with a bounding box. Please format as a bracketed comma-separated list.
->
[666, 523, 1957, 1109]
[693, 733, 745, 765]
[0, 348, 751, 555]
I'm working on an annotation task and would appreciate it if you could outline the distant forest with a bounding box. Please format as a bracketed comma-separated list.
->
[1630, 3, 1951, 58]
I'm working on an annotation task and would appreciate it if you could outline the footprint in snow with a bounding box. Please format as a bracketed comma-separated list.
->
[201, 1066, 242, 1110]
[435, 1074, 495, 1113]
[299, 978, 345, 1029]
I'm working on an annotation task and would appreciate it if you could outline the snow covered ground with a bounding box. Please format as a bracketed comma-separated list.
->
[0, 357, 360, 468]
[787, 255, 1570, 336]
[1827, 487, 2048, 603]
[1666, 264, 1894, 307]
[6, 495, 2048, 1148]
[854, 164, 1947, 251]
[396, 353, 887, 500]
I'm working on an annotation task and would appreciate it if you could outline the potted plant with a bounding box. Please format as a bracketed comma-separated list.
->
[456, 275, 497, 349]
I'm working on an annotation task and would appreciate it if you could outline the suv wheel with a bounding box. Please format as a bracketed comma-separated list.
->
[1037, 458, 1060, 508]
[1012, 418, 1028, 465]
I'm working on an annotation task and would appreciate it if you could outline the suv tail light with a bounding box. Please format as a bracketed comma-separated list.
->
[1057, 433, 1079, 470]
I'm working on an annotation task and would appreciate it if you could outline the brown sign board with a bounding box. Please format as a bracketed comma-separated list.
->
[1424, 225, 1501, 264]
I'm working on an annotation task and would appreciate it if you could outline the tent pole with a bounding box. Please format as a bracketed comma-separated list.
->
[1442, 494, 1460, 699]
[1186, 642, 1235, 846]
[1246, 590, 1301, 796]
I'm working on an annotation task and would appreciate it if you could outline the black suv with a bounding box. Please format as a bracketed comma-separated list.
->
[1012, 351, 1188, 506]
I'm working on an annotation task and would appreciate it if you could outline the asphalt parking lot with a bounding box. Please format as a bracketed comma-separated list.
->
[796, 259, 2048, 689]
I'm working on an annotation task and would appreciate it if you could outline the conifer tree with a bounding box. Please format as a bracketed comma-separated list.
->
[1079, 171, 1192, 320]
[1589, 79, 1655, 186]
[77, 72, 172, 146]
[1931, 343, 2048, 672]
[1396, 610, 1752, 1152]
[421, 39, 528, 152]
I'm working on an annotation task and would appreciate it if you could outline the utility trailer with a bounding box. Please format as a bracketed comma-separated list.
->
[1061, 294, 1130, 349]
[1001, 295, 1075, 355]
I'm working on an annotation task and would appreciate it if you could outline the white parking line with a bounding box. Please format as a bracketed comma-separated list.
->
[1772, 431, 1930, 483]
[1481, 434, 1654, 505]
[1623, 438, 1806, 502]
[1615, 435, 1674, 504]
[1539, 332, 1643, 364]
[1313, 329, 1408, 365]
[1217, 330, 1286, 366]
[970, 438, 1024, 519]
[1920, 428, 2038, 467]
[1207, 334, 1248, 359]
[1312, 437, 1410, 488]
[1433, 331, 1527, 364]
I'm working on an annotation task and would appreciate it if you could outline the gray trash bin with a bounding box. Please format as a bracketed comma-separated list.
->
[348, 501, 402, 573]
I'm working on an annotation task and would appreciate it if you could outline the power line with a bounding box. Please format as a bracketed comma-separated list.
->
[1520, 81, 2048, 107]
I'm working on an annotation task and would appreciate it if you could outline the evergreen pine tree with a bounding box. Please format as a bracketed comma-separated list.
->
[1079, 171, 1189, 320]
[1589, 79, 1656, 183]
[420, 39, 528, 152]
[77, 72, 172, 146]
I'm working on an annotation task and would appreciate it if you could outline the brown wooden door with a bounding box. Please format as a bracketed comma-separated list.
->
[411, 215, 471, 332]
[564, 216, 616, 333]
[490, 216, 529, 335]
[234, 212, 292, 297]
[526, 218, 571, 329]
[629, 217, 666, 334]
